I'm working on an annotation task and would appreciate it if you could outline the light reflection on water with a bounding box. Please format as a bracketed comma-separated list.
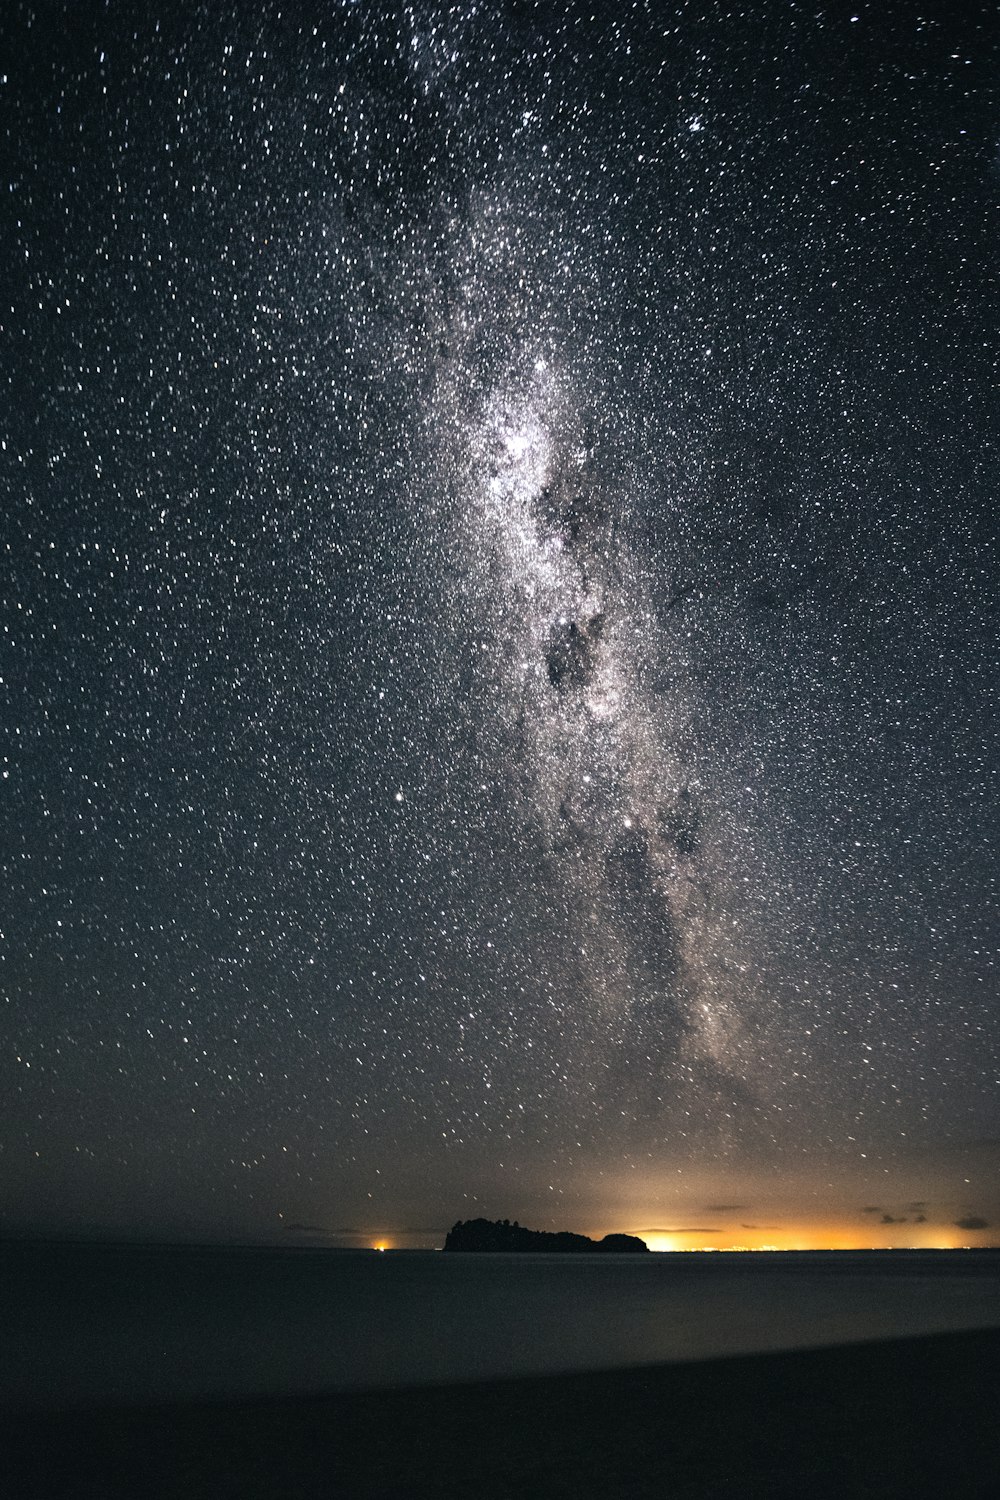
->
[3, 1243, 998, 1409]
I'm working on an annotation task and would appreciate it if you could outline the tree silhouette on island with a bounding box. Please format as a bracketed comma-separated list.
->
[443, 1218, 649, 1252]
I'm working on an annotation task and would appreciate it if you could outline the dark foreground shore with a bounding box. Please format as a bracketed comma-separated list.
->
[4, 1327, 998, 1499]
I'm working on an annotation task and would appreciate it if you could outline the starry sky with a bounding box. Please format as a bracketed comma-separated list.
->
[2, 0, 998, 1251]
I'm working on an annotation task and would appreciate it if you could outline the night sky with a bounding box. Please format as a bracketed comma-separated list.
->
[3, 0, 997, 1251]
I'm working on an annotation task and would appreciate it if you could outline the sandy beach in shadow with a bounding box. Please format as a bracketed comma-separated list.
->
[4, 1326, 998, 1499]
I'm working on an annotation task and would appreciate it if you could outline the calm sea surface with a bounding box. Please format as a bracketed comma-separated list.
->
[2, 1243, 998, 1409]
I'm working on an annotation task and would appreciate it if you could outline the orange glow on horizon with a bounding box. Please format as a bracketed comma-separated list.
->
[630, 1224, 971, 1253]
[362, 1223, 993, 1253]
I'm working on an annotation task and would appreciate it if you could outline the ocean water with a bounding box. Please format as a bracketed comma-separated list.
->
[2, 1242, 998, 1410]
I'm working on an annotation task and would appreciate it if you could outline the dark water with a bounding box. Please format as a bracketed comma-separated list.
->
[2, 1243, 998, 1410]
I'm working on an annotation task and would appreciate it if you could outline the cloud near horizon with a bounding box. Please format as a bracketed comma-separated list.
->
[328, 1227, 447, 1238]
[638, 1227, 721, 1235]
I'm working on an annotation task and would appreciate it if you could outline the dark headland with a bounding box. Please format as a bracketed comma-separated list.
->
[443, 1217, 649, 1252]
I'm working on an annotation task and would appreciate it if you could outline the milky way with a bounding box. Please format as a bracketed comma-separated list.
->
[2, 1, 997, 1243]
[448, 347, 746, 1078]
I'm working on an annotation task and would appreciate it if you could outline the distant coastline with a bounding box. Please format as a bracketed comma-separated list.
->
[443, 1218, 649, 1252]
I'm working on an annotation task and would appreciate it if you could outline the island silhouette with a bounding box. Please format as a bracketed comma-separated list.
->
[443, 1218, 649, 1252]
